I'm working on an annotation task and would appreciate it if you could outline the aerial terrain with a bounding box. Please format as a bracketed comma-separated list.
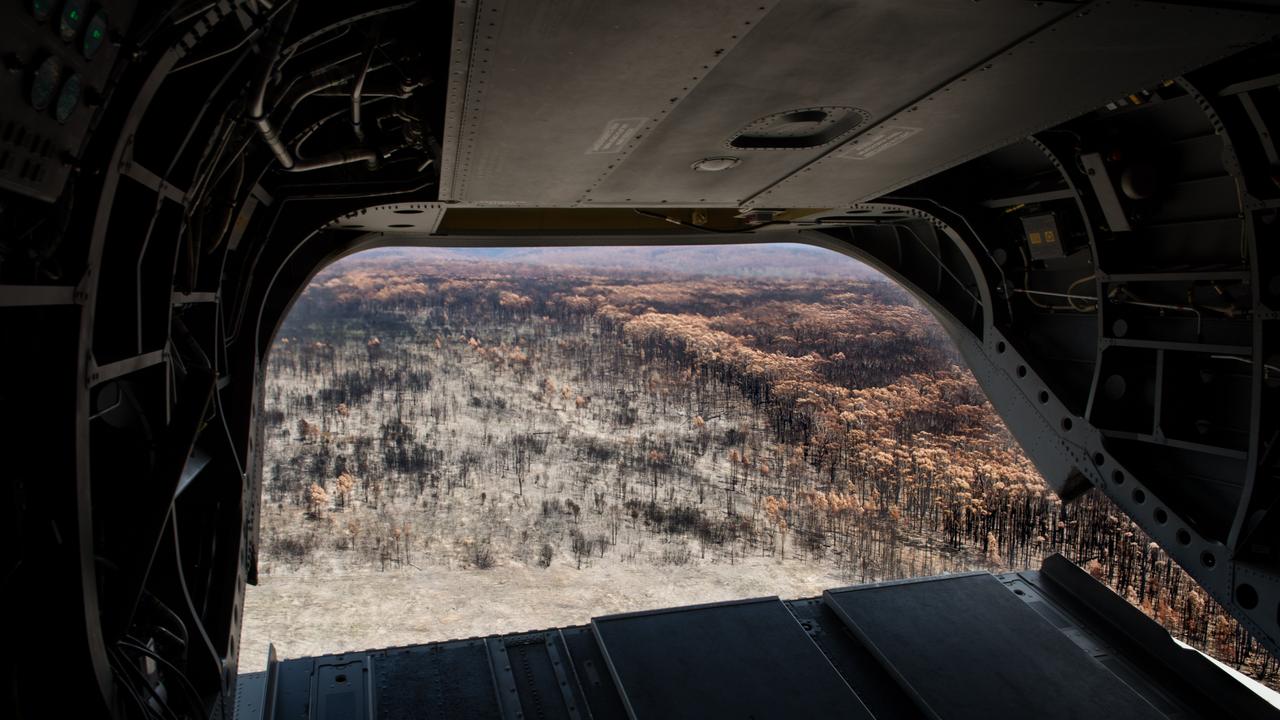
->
[239, 244, 1275, 686]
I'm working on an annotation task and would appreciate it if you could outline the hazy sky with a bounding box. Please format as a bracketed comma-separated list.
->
[341, 243, 881, 280]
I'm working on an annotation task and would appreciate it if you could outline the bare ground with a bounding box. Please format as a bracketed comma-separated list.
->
[238, 554, 849, 672]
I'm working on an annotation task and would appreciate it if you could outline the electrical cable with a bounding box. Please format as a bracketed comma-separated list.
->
[214, 291, 246, 479]
[882, 195, 1014, 318]
[279, 2, 417, 60]
[1233, 175, 1248, 263]
[170, 0, 296, 73]
[350, 35, 379, 142]
[170, 34, 258, 75]
[1111, 287, 1204, 338]
[1211, 354, 1280, 377]
[172, 3, 221, 26]
[1013, 246, 1093, 312]
[278, 25, 351, 73]
[151, 624, 189, 654]
[110, 646, 183, 720]
[135, 41, 256, 344]
[1009, 288, 1097, 302]
[141, 589, 192, 652]
[892, 224, 983, 306]
[109, 652, 164, 720]
[169, 508, 228, 720]
[290, 96, 399, 158]
[118, 640, 208, 719]
[1065, 275, 1098, 312]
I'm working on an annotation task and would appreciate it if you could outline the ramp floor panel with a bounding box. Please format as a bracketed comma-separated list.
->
[823, 573, 1165, 720]
[784, 598, 927, 720]
[239, 562, 1269, 720]
[590, 597, 874, 720]
[559, 626, 629, 720]
[373, 640, 501, 720]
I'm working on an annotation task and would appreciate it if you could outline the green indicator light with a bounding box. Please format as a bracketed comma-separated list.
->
[83, 9, 108, 59]
[59, 1, 84, 41]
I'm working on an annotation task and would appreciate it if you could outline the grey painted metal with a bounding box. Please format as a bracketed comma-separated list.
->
[824, 573, 1165, 720]
[7, 3, 1280, 717]
[441, 0, 785, 205]
[120, 161, 187, 205]
[1080, 152, 1132, 232]
[327, 202, 447, 233]
[589, 0, 1064, 206]
[87, 347, 167, 387]
[373, 640, 503, 719]
[779, 55, 1280, 657]
[486, 637, 524, 720]
[308, 654, 374, 720]
[557, 626, 629, 720]
[0, 284, 78, 306]
[543, 633, 583, 720]
[783, 598, 927, 720]
[817, 206, 1278, 660]
[592, 597, 873, 719]
[172, 291, 218, 305]
[233, 645, 279, 720]
[175, 447, 213, 498]
[255, 560, 1274, 719]
[233, 672, 267, 720]
[263, 645, 280, 720]
[1026, 557, 1280, 719]
[749, 1, 1280, 207]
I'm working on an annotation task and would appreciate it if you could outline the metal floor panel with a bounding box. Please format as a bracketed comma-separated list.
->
[233, 671, 267, 720]
[373, 640, 502, 720]
[824, 573, 1165, 720]
[591, 597, 873, 720]
[784, 598, 926, 720]
[559, 626, 630, 720]
[240, 561, 1271, 720]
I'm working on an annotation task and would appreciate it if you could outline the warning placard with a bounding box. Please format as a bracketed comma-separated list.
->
[587, 117, 648, 154]
[836, 126, 922, 160]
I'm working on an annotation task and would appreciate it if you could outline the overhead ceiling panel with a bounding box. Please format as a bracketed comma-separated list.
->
[440, 0, 783, 205]
[589, 0, 1068, 206]
[749, 1, 1280, 207]
[443, 1, 1280, 210]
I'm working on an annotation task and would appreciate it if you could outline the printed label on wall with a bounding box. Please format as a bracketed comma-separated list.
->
[587, 117, 648, 154]
[835, 126, 923, 160]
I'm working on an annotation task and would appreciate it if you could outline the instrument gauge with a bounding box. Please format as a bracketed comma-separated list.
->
[30, 56, 61, 111]
[55, 73, 82, 123]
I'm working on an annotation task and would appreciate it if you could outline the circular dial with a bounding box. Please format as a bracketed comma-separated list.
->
[30, 56, 61, 111]
[55, 73, 82, 123]
[59, 0, 85, 43]
[31, 0, 54, 22]
[83, 10, 109, 59]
